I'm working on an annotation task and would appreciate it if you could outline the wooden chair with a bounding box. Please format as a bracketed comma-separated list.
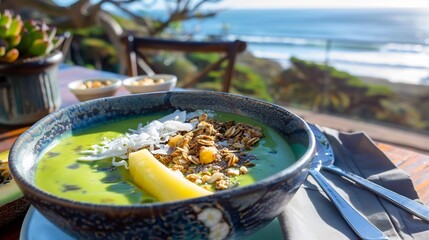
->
[120, 35, 247, 92]
[57, 31, 73, 61]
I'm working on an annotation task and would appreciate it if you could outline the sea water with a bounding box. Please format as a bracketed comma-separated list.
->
[151, 8, 429, 85]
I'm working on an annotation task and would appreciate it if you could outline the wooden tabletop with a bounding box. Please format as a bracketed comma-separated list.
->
[1, 65, 428, 239]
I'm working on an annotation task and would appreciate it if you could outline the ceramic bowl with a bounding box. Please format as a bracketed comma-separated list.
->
[68, 77, 122, 101]
[9, 91, 315, 239]
[122, 74, 177, 93]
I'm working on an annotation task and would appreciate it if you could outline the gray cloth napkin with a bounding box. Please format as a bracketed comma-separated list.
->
[279, 128, 429, 240]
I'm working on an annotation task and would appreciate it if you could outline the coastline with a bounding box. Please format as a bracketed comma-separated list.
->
[181, 8, 429, 86]
[245, 42, 429, 86]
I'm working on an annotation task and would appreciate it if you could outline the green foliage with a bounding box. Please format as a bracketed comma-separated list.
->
[232, 64, 272, 101]
[81, 37, 117, 67]
[185, 52, 272, 101]
[82, 38, 115, 56]
[186, 52, 218, 67]
[69, 26, 104, 37]
[276, 57, 394, 113]
[112, 15, 143, 33]
[365, 84, 393, 96]
[149, 52, 197, 84]
[141, 51, 272, 101]
[377, 100, 426, 129]
[185, 52, 228, 91]
[275, 57, 428, 130]
[0, 10, 63, 63]
[65, 26, 119, 72]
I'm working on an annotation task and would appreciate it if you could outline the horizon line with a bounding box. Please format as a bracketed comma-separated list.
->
[149, 6, 429, 11]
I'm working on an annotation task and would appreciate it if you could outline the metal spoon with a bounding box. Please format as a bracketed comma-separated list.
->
[308, 124, 387, 240]
[309, 124, 429, 222]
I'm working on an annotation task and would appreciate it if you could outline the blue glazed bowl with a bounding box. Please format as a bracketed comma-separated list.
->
[9, 91, 315, 239]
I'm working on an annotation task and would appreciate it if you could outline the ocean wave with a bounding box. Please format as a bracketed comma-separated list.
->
[381, 43, 429, 53]
[226, 34, 429, 54]
[228, 34, 326, 47]
[250, 48, 429, 69]
[251, 50, 429, 84]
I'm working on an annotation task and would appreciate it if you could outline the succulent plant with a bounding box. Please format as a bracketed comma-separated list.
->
[0, 10, 63, 63]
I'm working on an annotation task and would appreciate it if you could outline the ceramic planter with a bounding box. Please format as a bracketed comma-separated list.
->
[0, 51, 63, 125]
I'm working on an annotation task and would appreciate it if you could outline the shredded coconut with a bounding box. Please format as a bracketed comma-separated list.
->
[78, 110, 196, 168]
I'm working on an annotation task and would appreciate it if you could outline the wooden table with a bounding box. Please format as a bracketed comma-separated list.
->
[1, 65, 428, 239]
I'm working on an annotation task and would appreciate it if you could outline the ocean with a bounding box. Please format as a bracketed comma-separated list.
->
[168, 8, 429, 85]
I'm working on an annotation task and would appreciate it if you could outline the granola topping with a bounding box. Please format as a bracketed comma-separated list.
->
[80, 110, 264, 191]
[155, 112, 263, 190]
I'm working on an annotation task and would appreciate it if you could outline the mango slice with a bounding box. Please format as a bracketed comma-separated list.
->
[129, 149, 213, 202]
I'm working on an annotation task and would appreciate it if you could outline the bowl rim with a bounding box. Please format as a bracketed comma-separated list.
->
[67, 78, 122, 95]
[9, 90, 315, 210]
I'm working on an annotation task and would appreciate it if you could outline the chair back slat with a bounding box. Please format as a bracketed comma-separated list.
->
[121, 35, 247, 92]
[182, 55, 228, 89]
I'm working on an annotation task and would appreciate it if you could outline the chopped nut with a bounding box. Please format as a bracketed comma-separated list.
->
[239, 166, 248, 174]
[226, 168, 240, 176]
[201, 175, 211, 183]
[207, 172, 224, 184]
[171, 164, 184, 172]
[215, 179, 229, 190]
[80, 80, 113, 89]
[133, 77, 165, 86]
[186, 173, 200, 183]
[198, 113, 208, 122]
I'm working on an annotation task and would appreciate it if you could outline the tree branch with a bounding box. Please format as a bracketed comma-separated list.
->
[0, 0, 69, 17]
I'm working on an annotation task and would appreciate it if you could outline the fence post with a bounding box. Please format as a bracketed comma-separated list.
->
[322, 39, 332, 112]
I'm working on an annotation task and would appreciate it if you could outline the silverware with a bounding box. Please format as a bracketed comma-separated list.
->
[308, 124, 387, 240]
[309, 124, 429, 222]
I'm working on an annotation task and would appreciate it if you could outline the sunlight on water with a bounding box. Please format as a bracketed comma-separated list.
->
[180, 8, 429, 85]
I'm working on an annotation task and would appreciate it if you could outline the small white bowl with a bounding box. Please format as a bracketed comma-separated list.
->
[68, 78, 122, 101]
[122, 74, 177, 94]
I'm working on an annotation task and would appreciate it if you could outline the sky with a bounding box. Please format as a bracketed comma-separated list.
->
[58, 1, 429, 10]
[210, 0, 429, 9]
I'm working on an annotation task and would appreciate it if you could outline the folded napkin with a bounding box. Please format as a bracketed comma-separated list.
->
[280, 128, 429, 240]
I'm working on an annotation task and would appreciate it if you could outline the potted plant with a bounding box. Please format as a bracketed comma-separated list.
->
[0, 10, 64, 125]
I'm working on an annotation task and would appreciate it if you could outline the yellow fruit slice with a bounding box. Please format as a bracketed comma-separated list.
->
[129, 149, 213, 202]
